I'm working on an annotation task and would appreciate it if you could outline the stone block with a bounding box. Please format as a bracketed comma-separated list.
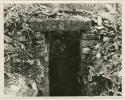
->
[30, 19, 91, 32]
[14, 36, 28, 42]
[16, 31, 24, 37]
[81, 40, 98, 47]
[35, 32, 45, 39]
[82, 47, 90, 54]
[4, 44, 14, 52]
[4, 35, 13, 43]
[82, 34, 99, 40]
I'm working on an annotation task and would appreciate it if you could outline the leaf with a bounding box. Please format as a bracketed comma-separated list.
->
[103, 56, 107, 60]
[94, 43, 100, 49]
[96, 52, 101, 58]
[103, 36, 109, 42]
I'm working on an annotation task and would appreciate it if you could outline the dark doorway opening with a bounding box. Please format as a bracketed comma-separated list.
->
[49, 31, 81, 96]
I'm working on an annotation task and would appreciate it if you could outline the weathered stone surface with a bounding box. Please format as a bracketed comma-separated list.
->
[16, 31, 24, 37]
[36, 40, 45, 45]
[82, 47, 90, 54]
[4, 73, 38, 97]
[14, 36, 28, 42]
[4, 44, 14, 52]
[35, 35, 49, 96]
[30, 19, 91, 32]
[82, 34, 99, 40]
[35, 32, 45, 39]
[4, 35, 13, 43]
[81, 40, 98, 47]
[81, 55, 86, 61]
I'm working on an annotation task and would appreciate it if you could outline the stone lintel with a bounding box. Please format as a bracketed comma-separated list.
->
[30, 19, 91, 32]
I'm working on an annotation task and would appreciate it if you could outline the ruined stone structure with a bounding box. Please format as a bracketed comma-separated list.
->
[30, 17, 99, 96]
[4, 4, 122, 96]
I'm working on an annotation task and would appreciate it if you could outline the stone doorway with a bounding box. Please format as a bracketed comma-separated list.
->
[49, 31, 81, 96]
[31, 19, 92, 96]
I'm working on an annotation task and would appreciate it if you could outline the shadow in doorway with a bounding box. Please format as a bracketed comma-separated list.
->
[49, 32, 81, 96]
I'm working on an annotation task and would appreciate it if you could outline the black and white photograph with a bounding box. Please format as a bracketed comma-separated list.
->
[3, 2, 122, 97]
